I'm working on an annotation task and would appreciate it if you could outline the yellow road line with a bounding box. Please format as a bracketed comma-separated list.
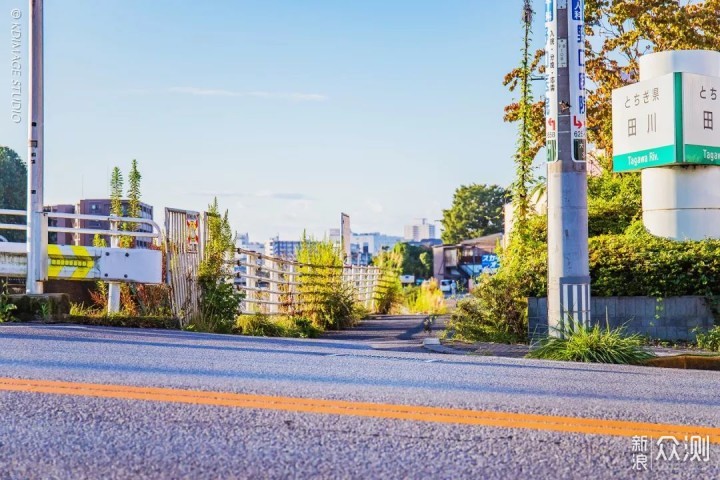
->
[0, 377, 717, 442]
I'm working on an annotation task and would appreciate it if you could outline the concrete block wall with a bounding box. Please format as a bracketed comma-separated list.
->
[528, 296, 716, 341]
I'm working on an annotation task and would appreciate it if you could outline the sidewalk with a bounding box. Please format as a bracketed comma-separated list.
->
[423, 338, 714, 359]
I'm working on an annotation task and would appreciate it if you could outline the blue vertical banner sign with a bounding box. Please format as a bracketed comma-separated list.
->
[569, 0, 587, 162]
[545, 0, 559, 162]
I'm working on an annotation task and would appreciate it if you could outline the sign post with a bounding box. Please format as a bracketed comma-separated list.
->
[26, 0, 45, 294]
[546, 0, 591, 336]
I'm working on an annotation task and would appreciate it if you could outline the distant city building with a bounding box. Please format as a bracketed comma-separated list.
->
[45, 204, 75, 245]
[328, 228, 341, 244]
[46, 199, 154, 248]
[266, 237, 302, 259]
[236, 232, 264, 254]
[404, 219, 437, 242]
[352, 232, 402, 256]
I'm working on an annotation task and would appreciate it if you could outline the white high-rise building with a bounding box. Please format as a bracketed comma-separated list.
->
[403, 219, 436, 242]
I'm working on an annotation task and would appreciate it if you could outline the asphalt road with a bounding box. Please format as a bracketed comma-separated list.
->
[0, 320, 719, 479]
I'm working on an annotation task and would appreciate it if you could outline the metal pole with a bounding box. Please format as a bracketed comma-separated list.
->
[26, 0, 44, 294]
[107, 218, 121, 313]
[546, 0, 590, 337]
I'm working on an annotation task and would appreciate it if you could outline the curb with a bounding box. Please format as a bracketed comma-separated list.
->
[643, 354, 720, 371]
[421, 338, 468, 355]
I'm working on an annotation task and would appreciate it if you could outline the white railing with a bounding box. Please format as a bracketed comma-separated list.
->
[0, 208, 162, 240]
[233, 247, 383, 315]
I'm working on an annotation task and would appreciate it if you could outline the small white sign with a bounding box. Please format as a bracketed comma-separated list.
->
[558, 39, 568, 68]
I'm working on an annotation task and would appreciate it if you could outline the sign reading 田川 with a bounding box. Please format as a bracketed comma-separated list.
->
[612, 72, 720, 171]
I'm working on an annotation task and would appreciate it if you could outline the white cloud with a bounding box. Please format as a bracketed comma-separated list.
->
[365, 200, 384, 214]
[170, 87, 328, 102]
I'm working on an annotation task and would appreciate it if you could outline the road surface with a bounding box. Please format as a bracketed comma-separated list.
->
[0, 321, 718, 479]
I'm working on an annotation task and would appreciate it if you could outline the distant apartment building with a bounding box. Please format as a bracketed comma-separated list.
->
[265, 237, 302, 259]
[404, 219, 436, 242]
[45, 204, 75, 245]
[46, 199, 155, 248]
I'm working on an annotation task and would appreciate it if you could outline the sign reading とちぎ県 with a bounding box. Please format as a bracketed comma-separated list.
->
[612, 72, 720, 172]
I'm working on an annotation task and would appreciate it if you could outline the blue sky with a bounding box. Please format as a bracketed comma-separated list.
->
[2, 0, 547, 242]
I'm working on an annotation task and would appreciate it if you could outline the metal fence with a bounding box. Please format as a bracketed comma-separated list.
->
[233, 247, 384, 315]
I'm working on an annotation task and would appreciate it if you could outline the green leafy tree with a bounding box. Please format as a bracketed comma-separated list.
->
[373, 243, 432, 279]
[441, 184, 507, 244]
[0, 146, 27, 242]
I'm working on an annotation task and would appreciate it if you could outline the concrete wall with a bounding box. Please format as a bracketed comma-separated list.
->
[528, 296, 716, 341]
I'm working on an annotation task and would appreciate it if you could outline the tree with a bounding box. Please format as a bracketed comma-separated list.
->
[127, 159, 141, 220]
[0, 146, 27, 242]
[126, 159, 142, 247]
[109, 166, 131, 248]
[441, 184, 507, 244]
[373, 243, 433, 279]
[109, 167, 123, 217]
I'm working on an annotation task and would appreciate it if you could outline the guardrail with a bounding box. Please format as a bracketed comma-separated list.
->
[0, 208, 162, 240]
[0, 209, 164, 304]
[233, 247, 383, 315]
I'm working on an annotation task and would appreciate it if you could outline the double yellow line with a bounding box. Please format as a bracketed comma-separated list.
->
[1, 377, 717, 442]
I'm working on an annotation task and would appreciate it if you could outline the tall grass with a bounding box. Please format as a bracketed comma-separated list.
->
[296, 237, 364, 329]
[406, 279, 447, 315]
[528, 321, 656, 364]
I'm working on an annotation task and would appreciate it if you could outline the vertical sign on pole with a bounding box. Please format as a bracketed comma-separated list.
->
[340, 213, 351, 265]
[545, 0, 558, 163]
[26, 0, 45, 294]
[569, 0, 586, 162]
[546, 0, 591, 337]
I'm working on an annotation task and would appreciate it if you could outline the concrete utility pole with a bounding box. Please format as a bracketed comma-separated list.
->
[26, 0, 45, 294]
[545, 0, 590, 336]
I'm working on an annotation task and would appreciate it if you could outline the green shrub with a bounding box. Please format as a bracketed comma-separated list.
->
[191, 198, 243, 333]
[447, 274, 527, 344]
[0, 285, 17, 322]
[695, 326, 720, 352]
[587, 171, 642, 237]
[527, 322, 655, 364]
[235, 314, 322, 338]
[446, 296, 521, 343]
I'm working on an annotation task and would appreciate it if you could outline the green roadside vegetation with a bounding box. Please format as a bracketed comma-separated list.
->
[527, 322, 655, 365]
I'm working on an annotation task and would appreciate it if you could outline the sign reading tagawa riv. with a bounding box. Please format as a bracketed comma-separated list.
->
[612, 72, 720, 172]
